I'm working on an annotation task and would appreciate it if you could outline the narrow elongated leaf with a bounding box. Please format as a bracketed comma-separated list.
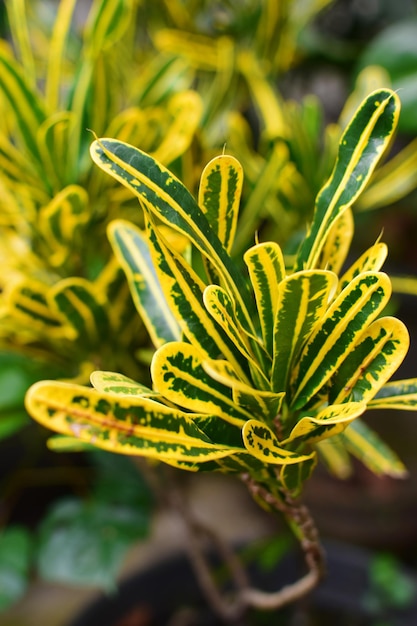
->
[317, 207, 354, 274]
[280, 456, 317, 497]
[242, 420, 315, 465]
[153, 91, 202, 165]
[144, 217, 249, 379]
[339, 242, 388, 291]
[295, 89, 400, 270]
[7, 281, 68, 335]
[39, 185, 89, 266]
[368, 378, 417, 409]
[272, 270, 337, 393]
[84, 0, 134, 55]
[315, 437, 353, 479]
[25, 381, 242, 463]
[108, 220, 180, 347]
[51, 278, 109, 345]
[90, 371, 160, 398]
[89, 138, 257, 333]
[244, 242, 285, 356]
[151, 342, 251, 426]
[202, 359, 284, 423]
[342, 420, 407, 477]
[37, 112, 75, 190]
[45, 0, 77, 111]
[291, 272, 391, 409]
[0, 46, 45, 162]
[198, 154, 243, 253]
[330, 317, 409, 404]
[283, 402, 366, 446]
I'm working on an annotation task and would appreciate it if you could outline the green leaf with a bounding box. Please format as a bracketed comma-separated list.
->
[151, 341, 251, 426]
[51, 278, 109, 345]
[295, 89, 400, 270]
[339, 241, 388, 292]
[330, 317, 410, 404]
[144, 217, 249, 379]
[0, 526, 32, 610]
[342, 420, 407, 477]
[37, 496, 146, 591]
[25, 381, 241, 463]
[90, 371, 160, 398]
[242, 419, 316, 465]
[89, 138, 257, 334]
[198, 154, 243, 253]
[244, 242, 285, 356]
[0, 45, 45, 163]
[291, 272, 392, 409]
[108, 219, 180, 347]
[280, 455, 317, 497]
[283, 401, 366, 446]
[369, 378, 417, 410]
[271, 270, 337, 393]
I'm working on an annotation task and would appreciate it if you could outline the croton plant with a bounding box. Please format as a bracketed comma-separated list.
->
[26, 89, 417, 613]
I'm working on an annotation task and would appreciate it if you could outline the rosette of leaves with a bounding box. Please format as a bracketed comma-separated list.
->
[0, 0, 203, 412]
[26, 90, 417, 611]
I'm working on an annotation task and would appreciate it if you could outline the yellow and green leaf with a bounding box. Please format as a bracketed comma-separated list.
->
[291, 272, 392, 409]
[329, 317, 410, 404]
[295, 89, 400, 270]
[90, 371, 160, 398]
[244, 242, 286, 356]
[272, 270, 337, 393]
[242, 419, 316, 465]
[151, 342, 251, 426]
[25, 380, 242, 463]
[108, 219, 180, 347]
[283, 402, 366, 446]
[368, 378, 417, 410]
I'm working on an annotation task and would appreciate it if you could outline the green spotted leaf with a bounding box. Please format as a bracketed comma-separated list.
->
[90, 371, 160, 398]
[151, 341, 250, 426]
[25, 381, 242, 463]
[283, 402, 366, 446]
[242, 419, 316, 465]
[339, 242, 388, 292]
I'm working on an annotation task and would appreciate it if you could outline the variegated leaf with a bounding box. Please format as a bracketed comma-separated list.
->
[90, 371, 160, 398]
[151, 342, 251, 426]
[342, 420, 407, 477]
[295, 89, 400, 270]
[25, 380, 242, 463]
[45, 0, 77, 111]
[339, 241, 388, 292]
[51, 278, 109, 345]
[202, 358, 284, 423]
[89, 138, 257, 334]
[7, 280, 68, 336]
[37, 112, 74, 189]
[291, 272, 392, 409]
[0, 45, 46, 163]
[330, 317, 409, 404]
[153, 90, 202, 165]
[108, 219, 180, 347]
[368, 378, 417, 409]
[272, 270, 337, 393]
[283, 402, 366, 446]
[39, 185, 89, 266]
[242, 419, 316, 465]
[317, 207, 354, 274]
[198, 154, 243, 253]
[243, 242, 285, 355]
[280, 455, 317, 497]
[144, 216, 249, 379]
[315, 437, 353, 479]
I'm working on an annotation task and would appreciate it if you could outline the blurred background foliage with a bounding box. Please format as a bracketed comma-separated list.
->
[1, 0, 417, 614]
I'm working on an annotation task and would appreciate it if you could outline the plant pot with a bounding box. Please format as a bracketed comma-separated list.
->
[67, 540, 417, 626]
